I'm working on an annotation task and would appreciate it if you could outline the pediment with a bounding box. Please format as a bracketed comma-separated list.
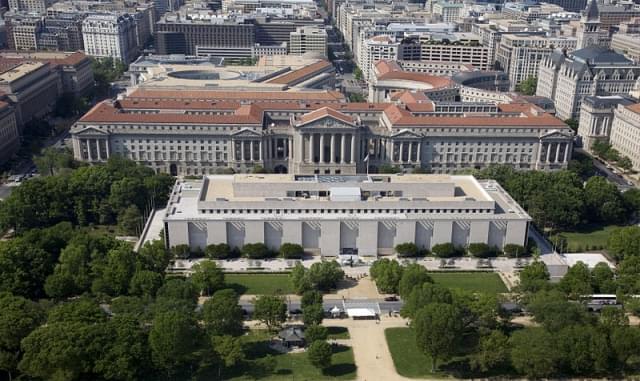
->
[541, 129, 572, 140]
[73, 126, 109, 136]
[296, 115, 356, 130]
[391, 129, 422, 139]
[232, 128, 262, 138]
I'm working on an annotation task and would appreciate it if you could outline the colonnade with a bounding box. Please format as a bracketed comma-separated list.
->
[232, 140, 262, 162]
[539, 141, 570, 163]
[301, 132, 356, 164]
[80, 138, 109, 161]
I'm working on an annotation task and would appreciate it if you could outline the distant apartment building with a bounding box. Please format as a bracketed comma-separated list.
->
[611, 33, 640, 63]
[82, 13, 139, 64]
[541, 0, 586, 12]
[5, 12, 84, 51]
[417, 33, 490, 70]
[610, 103, 640, 171]
[289, 26, 327, 57]
[8, 0, 53, 12]
[502, 2, 565, 22]
[496, 34, 577, 91]
[432, 1, 462, 23]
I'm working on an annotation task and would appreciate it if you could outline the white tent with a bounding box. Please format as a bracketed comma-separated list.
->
[346, 308, 376, 318]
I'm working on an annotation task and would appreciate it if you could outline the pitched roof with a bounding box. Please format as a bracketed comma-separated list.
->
[585, 0, 599, 21]
[297, 107, 356, 126]
[626, 103, 640, 115]
[267, 60, 333, 85]
[127, 88, 345, 102]
[79, 101, 264, 125]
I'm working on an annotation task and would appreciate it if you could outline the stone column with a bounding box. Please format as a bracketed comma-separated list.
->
[563, 142, 570, 163]
[96, 140, 103, 161]
[86, 139, 92, 161]
[350, 134, 356, 163]
[249, 141, 254, 162]
[416, 141, 421, 163]
[319, 134, 325, 163]
[555, 142, 561, 163]
[399, 141, 404, 163]
[330, 134, 336, 163]
[299, 134, 305, 162]
[309, 134, 315, 163]
[545, 143, 551, 163]
[259, 141, 263, 161]
[340, 134, 346, 164]
[241, 141, 246, 161]
[288, 137, 292, 159]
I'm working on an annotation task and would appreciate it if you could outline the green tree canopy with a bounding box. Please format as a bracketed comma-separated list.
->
[149, 310, 200, 377]
[253, 295, 287, 331]
[413, 303, 464, 371]
[190, 260, 224, 296]
[202, 289, 244, 337]
[398, 263, 433, 299]
[307, 340, 332, 371]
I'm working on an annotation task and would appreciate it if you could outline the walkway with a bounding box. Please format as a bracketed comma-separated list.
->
[326, 317, 413, 381]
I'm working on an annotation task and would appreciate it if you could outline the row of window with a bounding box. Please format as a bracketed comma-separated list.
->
[199, 208, 495, 215]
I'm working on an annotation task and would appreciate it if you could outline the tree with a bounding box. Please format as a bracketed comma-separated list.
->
[129, 270, 163, 297]
[241, 243, 272, 259]
[95, 315, 151, 381]
[402, 283, 453, 319]
[515, 76, 537, 95]
[301, 290, 323, 309]
[202, 289, 244, 337]
[517, 261, 549, 293]
[149, 311, 200, 377]
[623, 188, 640, 214]
[171, 244, 191, 259]
[290, 263, 311, 295]
[510, 328, 561, 378]
[253, 295, 287, 331]
[559, 262, 593, 299]
[583, 176, 626, 224]
[307, 340, 332, 371]
[307, 261, 344, 292]
[607, 226, 640, 261]
[33, 147, 75, 176]
[467, 243, 494, 258]
[0, 294, 45, 381]
[137, 240, 173, 273]
[280, 243, 305, 259]
[557, 325, 610, 375]
[92, 246, 137, 296]
[431, 243, 458, 258]
[618, 156, 633, 172]
[526, 290, 591, 332]
[212, 335, 244, 379]
[302, 302, 325, 326]
[369, 259, 403, 294]
[610, 326, 640, 366]
[117, 205, 143, 236]
[564, 118, 579, 133]
[470, 330, 510, 373]
[0, 240, 55, 299]
[617, 256, 640, 294]
[47, 297, 107, 324]
[205, 243, 232, 259]
[591, 262, 616, 294]
[304, 324, 328, 343]
[503, 244, 526, 258]
[413, 303, 464, 371]
[398, 263, 433, 299]
[353, 66, 363, 81]
[190, 260, 224, 296]
[395, 242, 420, 257]
[19, 322, 109, 381]
[156, 278, 199, 306]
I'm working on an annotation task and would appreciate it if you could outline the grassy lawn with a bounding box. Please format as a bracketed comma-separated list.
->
[326, 326, 350, 340]
[385, 327, 448, 379]
[225, 273, 293, 295]
[429, 272, 507, 294]
[213, 330, 357, 380]
[550, 224, 623, 252]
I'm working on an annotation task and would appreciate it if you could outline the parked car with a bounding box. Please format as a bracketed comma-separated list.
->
[384, 296, 398, 302]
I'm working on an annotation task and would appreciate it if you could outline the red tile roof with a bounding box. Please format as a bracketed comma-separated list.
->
[267, 60, 334, 85]
[374, 59, 452, 88]
[297, 107, 355, 126]
[79, 101, 264, 125]
[127, 88, 345, 102]
[626, 103, 640, 114]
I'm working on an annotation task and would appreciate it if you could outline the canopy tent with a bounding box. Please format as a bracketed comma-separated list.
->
[346, 308, 377, 318]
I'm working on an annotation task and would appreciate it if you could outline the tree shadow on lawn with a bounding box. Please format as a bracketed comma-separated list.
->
[334, 277, 358, 292]
[226, 283, 249, 295]
[327, 326, 349, 337]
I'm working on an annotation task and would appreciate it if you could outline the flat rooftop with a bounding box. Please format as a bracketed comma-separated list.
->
[0, 62, 45, 82]
[164, 174, 530, 221]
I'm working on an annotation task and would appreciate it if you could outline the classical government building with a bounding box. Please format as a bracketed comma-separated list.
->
[71, 84, 574, 175]
[164, 174, 531, 256]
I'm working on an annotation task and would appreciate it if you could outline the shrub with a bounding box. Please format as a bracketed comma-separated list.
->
[395, 242, 420, 257]
[171, 244, 191, 259]
[503, 244, 528, 258]
[241, 243, 272, 259]
[431, 243, 458, 258]
[280, 243, 304, 259]
[467, 243, 494, 258]
[205, 243, 231, 259]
